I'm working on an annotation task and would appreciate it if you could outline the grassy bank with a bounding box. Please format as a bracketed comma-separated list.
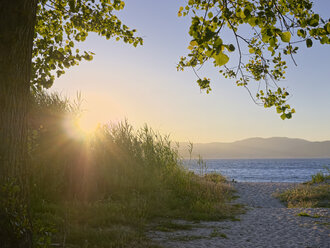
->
[276, 169, 330, 208]
[25, 91, 239, 247]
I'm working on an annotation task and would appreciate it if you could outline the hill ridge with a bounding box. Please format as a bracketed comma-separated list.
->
[178, 137, 330, 159]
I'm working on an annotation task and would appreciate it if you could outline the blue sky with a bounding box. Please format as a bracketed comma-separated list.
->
[52, 0, 330, 143]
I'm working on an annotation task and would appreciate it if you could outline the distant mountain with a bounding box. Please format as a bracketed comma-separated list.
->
[178, 137, 330, 159]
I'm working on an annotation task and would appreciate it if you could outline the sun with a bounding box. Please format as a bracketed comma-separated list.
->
[79, 114, 100, 134]
[63, 113, 100, 139]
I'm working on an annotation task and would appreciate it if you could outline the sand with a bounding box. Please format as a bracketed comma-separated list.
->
[148, 182, 330, 248]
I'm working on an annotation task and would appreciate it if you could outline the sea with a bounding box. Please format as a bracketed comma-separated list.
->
[184, 158, 330, 183]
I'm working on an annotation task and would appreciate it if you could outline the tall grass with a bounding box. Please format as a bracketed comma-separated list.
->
[276, 168, 330, 208]
[310, 167, 330, 184]
[27, 91, 238, 247]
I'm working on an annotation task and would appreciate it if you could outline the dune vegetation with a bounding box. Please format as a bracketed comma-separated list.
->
[2, 91, 240, 247]
[276, 168, 330, 208]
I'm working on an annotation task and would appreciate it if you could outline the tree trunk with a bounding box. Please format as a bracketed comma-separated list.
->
[0, 1, 37, 247]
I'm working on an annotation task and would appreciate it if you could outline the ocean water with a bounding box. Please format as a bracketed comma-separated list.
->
[184, 158, 330, 182]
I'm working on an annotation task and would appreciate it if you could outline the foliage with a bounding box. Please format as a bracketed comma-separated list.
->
[0, 180, 53, 248]
[277, 184, 329, 208]
[276, 169, 330, 208]
[178, 0, 330, 119]
[297, 212, 320, 218]
[204, 173, 227, 184]
[309, 167, 330, 184]
[32, 0, 143, 90]
[0, 180, 31, 248]
[27, 91, 239, 247]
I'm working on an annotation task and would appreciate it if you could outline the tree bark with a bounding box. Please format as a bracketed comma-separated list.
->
[0, 1, 37, 247]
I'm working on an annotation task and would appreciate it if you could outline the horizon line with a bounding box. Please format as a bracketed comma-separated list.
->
[176, 136, 330, 144]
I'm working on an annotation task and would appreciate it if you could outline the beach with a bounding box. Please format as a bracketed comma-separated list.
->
[149, 182, 330, 248]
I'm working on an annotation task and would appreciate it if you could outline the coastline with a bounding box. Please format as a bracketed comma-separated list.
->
[184, 157, 330, 183]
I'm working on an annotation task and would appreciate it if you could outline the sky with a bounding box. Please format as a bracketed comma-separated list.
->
[51, 0, 330, 143]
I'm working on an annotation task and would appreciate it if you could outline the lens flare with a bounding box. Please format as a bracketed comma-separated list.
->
[63, 114, 100, 140]
[79, 114, 100, 134]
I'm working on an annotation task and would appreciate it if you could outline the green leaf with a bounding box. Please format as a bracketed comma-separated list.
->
[280, 113, 286, 120]
[243, 8, 251, 18]
[276, 107, 282, 114]
[309, 14, 319, 27]
[261, 33, 270, 43]
[208, 12, 213, 19]
[325, 23, 330, 33]
[269, 38, 276, 47]
[197, 78, 211, 93]
[190, 40, 198, 46]
[297, 29, 306, 38]
[320, 36, 328, 44]
[239, 11, 246, 19]
[228, 44, 235, 52]
[306, 39, 313, 48]
[280, 32, 291, 43]
[214, 52, 229, 67]
[205, 50, 213, 57]
[248, 17, 257, 27]
[214, 37, 223, 47]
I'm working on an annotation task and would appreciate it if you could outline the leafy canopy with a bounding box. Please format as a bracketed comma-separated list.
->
[178, 0, 330, 119]
[32, 0, 143, 91]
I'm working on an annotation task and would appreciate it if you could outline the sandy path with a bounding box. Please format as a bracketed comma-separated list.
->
[148, 182, 330, 248]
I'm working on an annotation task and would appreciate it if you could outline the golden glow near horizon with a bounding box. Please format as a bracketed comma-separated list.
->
[63, 113, 101, 140]
[79, 114, 100, 134]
